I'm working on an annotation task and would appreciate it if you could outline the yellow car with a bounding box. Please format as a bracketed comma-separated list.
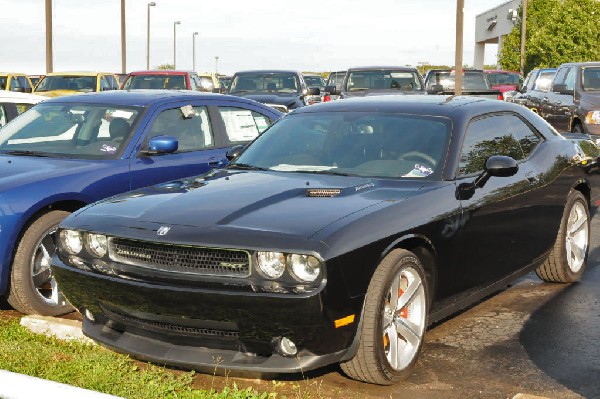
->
[0, 73, 34, 93]
[34, 71, 120, 97]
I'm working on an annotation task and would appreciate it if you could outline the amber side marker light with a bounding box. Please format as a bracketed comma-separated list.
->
[334, 314, 355, 328]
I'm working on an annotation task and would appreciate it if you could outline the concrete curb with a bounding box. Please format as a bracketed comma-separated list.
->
[20, 314, 95, 344]
[0, 369, 123, 399]
[513, 394, 553, 399]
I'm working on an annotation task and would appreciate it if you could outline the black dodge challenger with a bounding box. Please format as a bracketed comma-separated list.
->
[52, 96, 600, 385]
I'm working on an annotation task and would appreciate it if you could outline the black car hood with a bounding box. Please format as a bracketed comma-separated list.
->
[236, 93, 299, 106]
[69, 170, 427, 240]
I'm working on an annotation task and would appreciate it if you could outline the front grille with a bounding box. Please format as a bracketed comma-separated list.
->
[101, 305, 239, 340]
[306, 188, 341, 197]
[109, 238, 250, 277]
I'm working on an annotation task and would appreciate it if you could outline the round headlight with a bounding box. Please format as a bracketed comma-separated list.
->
[256, 251, 285, 279]
[87, 233, 108, 258]
[60, 230, 82, 255]
[289, 254, 321, 282]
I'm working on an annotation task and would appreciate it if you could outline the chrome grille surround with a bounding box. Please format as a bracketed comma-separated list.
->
[108, 237, 251, 277]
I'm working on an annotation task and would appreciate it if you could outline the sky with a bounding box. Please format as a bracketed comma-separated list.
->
[0, 0, 505, 75]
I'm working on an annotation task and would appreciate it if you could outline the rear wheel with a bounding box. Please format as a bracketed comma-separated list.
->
[572, 123, 584, 133]
[341, 249, 428, 385]
[536, 191, 589, 283]
[7, 210, 74, 315]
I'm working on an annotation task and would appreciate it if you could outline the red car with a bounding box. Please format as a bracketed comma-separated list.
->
[484, 70, 522, 99]
[120, 70, 212, 91]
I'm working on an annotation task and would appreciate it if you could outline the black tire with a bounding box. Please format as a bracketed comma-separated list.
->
[7, 210, 74, 315]
[536, 191, 589, 283]
[572, 123, 584, 133]
[341, 249, 428, 385]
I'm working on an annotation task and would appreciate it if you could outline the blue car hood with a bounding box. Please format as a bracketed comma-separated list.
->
[71, 170, 426, 239]
[0, 155, 109, 192]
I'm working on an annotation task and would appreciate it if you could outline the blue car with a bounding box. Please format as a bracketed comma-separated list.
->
[0, 90, 281, 315]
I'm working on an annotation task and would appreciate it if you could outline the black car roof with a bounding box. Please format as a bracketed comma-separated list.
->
[233, 70, 300, 75]
[292, 95, 523, 117]
[347, 66, 419, 71]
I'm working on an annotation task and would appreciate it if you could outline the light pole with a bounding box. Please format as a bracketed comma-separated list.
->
[192, 32, 198, 71]
[173, 21, 181, 69]
[454, 0, 464, 96]
[45, 0, 53, 73]
[214, 56, 219, 75]
[121, 0, 126, 74]
[520, 0, 528, 76]
[146, 2, 156, 70]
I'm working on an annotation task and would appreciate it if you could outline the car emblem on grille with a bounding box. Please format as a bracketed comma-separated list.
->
[157, 226, 171, 236]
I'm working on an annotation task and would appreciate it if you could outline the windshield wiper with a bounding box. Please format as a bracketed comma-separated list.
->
[228, 163, 267, 171]
[303, 170, 352, 176]
[2, 150, 53, 157]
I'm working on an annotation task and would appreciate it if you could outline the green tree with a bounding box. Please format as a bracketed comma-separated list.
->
[498, 0, 600, 74]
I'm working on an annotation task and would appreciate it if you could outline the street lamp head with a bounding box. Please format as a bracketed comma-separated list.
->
[175, 21, 181, 25]
[193, 31, 198, 36]
[148, 2, 156, 6]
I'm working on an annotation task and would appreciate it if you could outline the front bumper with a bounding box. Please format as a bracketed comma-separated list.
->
[52, 259, 360, 374]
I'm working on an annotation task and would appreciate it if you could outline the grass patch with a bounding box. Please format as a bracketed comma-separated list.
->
[0, 318, 277, 399]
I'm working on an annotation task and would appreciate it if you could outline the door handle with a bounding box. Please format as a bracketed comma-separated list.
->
[208, 157, 224, 168]
[526, 173, 539, 184]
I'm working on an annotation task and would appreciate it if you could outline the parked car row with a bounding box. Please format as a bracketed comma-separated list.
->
[1, 60, 599, 386]
[507, 62, 600, 136]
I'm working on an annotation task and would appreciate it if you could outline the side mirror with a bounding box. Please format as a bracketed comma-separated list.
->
[426, 84, 444, 94]
[226, 144, 246, 161]
[516, 83, 524, 93]
[212, 87, 221, 93]
[307, 87, 320, 96]
[553, 84, 574, 95]
[456, 156, 518, 200]
[324, 85, 338, 95]
[144, 135, 178, 155]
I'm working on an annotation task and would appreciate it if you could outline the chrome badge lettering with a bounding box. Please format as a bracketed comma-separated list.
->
[157, 226, 171, 236]
[116, 249, 151, 259]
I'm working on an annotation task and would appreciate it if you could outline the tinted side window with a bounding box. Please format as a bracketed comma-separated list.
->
[0, 105, 7, 127]
[18, 76, 31, 91]
[148, 106, 214, 151]
[218, 106, 273, 143]
[100, 76, 110, 91]
[564, 68, 576, 91]
[9, 77, 22, 91]
[459, 115, 525, 176]
[505, 114, 541, 157]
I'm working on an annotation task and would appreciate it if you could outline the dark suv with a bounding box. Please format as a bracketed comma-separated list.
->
[539, 62, 600, 134]
[326, 66, 424, 99]
[228, 70, 319, 113]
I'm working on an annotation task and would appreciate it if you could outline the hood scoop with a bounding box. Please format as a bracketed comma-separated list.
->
[306, 188, 341, 198]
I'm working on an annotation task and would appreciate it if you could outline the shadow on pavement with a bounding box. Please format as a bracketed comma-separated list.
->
[519, 253, 600, 399]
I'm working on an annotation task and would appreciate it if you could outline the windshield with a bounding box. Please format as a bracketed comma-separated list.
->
[304, 75, 325, 88]
[0, 103, 142, 159]
[426, 71, 490, 90]
[582, 67, 600, 91]
[35, 76, 97, 92]
[123, 74, 186, 90]
[486, 72, 521, 85]
[534, 70, 556, 91]
[345, 70, 423, 92]
[229, 73, 300, 94]
[326, 72, 346, 89]
[232, 112, 450, 179]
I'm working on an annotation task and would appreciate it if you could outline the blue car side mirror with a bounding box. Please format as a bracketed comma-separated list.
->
[146, 135, 179, 155]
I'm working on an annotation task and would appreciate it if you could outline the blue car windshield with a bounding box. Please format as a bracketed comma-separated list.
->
[233, 112, 451, 179]
[0, 103, 142, 159]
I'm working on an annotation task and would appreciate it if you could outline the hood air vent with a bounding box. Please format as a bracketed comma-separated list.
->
[306, 188, 341, 198]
